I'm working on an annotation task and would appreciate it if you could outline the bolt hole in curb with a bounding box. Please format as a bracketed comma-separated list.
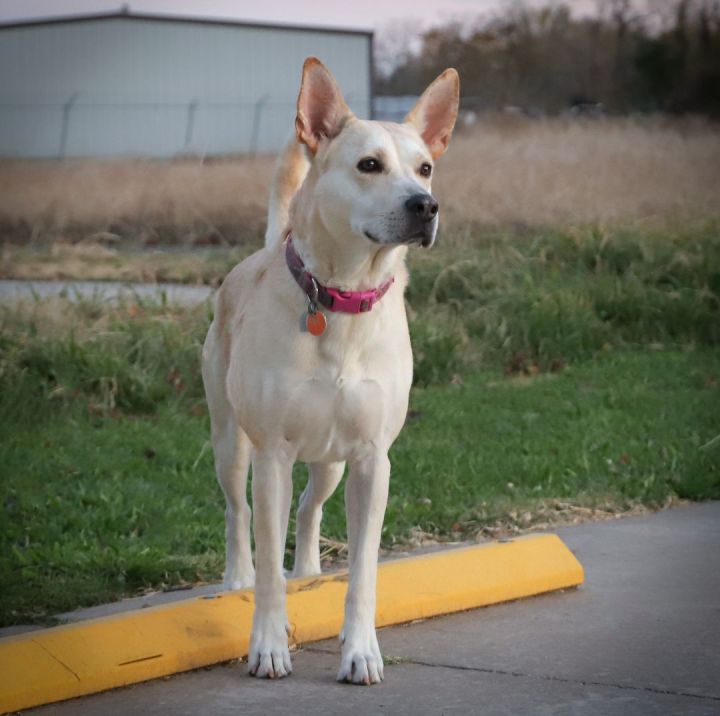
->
[0, 535, 583, 713]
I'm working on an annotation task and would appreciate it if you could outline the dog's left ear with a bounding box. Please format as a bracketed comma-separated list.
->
[296, 57, 352, 155]
[405, 69, 460, 160]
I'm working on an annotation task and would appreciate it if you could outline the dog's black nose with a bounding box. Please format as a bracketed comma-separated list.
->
[405, 193, 439, 223]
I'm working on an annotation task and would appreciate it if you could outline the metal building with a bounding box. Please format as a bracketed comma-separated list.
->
[0, 10, 373, 158]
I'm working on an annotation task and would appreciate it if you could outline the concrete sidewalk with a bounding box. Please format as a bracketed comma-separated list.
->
[23, 502, 720, 716]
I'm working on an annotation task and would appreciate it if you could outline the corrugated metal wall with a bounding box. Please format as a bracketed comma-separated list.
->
[0, 16, 372, 158]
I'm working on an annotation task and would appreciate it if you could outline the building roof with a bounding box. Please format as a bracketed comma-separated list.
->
[0, 9, 373, 37]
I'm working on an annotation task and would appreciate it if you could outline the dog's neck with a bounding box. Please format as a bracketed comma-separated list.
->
[289, 222, 407, 292]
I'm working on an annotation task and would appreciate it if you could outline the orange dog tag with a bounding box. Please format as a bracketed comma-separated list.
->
[306, 310, 327, 336]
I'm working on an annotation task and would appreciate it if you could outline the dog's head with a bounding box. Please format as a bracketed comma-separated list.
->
[293, 58, 459, 250]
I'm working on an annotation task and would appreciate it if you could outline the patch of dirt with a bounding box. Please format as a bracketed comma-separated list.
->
[0, 242, 252, 285]
[384, 495, 687, 554]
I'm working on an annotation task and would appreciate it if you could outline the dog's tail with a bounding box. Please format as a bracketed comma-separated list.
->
[265, 133, 310, 248]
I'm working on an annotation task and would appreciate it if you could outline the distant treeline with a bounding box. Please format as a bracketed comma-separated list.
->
[376, 1, 720, 116]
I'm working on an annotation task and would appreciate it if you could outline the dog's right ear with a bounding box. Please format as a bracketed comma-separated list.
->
[295, 57, 351, 155]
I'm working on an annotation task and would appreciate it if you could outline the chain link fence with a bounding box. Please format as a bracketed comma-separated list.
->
[0, 94, 544, 159]
[0, 93, 369, 159]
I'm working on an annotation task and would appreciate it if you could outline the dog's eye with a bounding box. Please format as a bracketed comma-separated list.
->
[357, 157, 383, 173]
[419, 162, 433, 178]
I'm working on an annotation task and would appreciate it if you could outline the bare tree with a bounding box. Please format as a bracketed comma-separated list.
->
[374, 19, 425, 79]
[379, 1, 720, 116]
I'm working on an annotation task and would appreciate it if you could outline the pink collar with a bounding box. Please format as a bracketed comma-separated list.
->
[285, 234, 395, 314]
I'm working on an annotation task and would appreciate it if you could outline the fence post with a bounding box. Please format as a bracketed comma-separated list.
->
[184, 99, 198, 151]
[249, 94, 269, 156]
[58, 93, 78, 159]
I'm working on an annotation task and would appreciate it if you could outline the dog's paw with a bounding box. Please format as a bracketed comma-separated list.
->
[337, 627, 384, 685]
[224, 576, 255, 591]
[290, 561, 322, 579]
[248, 617, 292, 679]
[223, 570, 255, 591]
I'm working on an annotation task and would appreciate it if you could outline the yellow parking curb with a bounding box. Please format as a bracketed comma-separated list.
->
[0, 534, 583, 713]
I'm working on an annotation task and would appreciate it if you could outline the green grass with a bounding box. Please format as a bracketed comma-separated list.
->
[408, 222, 720, 382]
[1, 224, 719, 625]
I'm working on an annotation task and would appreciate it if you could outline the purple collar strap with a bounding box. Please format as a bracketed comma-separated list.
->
[285, 234, 395, 314]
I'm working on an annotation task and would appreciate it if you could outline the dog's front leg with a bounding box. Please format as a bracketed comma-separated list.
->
[337, 452, 390, 685]
[248, 449, 293, 679]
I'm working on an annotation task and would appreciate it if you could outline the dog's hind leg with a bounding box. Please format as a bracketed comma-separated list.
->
[214, 419, 255, 590]
[203, 327, 255, 590]
[292, 461, 345, 578]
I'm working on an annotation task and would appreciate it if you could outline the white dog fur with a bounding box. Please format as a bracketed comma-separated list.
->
[202, 58, 459, 684]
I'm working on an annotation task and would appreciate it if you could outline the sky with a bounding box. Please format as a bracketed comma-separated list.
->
[0, 0, 596, 31]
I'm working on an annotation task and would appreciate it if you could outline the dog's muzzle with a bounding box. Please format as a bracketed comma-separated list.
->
[406, 193, 439, 221]
[404, 193, 439, 247]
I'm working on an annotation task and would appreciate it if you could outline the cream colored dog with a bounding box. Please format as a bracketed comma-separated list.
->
[202, 58, 459, 684]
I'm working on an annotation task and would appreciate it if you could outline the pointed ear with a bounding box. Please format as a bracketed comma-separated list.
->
[405, 68, 460, 159]
[295, 57, 352, 155]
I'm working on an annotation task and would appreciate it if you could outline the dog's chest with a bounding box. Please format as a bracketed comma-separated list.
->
[233, 344, 410, 462]
[227, 288, 413, 462]
[282, 372, 389, 461]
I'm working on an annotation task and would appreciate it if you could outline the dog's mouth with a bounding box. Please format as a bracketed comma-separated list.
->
[406, 231, 434, 248]
[363, 230, 434, 248]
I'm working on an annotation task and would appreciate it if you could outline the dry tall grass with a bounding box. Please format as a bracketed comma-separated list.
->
[0, 156, 276, 244]
[0, 117, 718, 247]
[438, 116, 720, 231]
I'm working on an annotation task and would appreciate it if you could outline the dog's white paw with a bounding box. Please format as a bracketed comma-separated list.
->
[223, 570, 255, 591]
[248, 615, 292, 679]
[291, 561, 321, 579]
[337, 626, 384, 685]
